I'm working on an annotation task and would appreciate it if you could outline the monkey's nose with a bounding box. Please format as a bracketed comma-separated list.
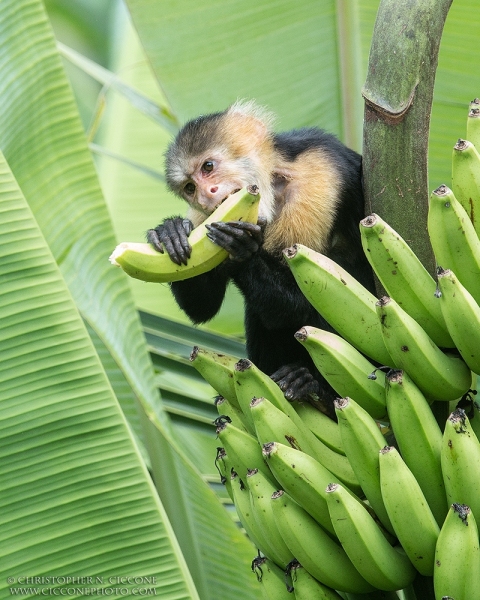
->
[210, 186, 218, 194]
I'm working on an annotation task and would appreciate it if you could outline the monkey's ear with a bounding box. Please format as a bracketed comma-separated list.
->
[224, 99, 275, 156]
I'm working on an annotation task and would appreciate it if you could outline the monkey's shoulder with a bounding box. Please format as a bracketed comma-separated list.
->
[274, 126, 358, 158]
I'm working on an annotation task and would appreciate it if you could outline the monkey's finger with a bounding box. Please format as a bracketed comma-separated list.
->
[208, 221, 263, 247]
[211, 220, 262, 236]
[206, 225, 261, 261]
[162, 219, 192, 265]
[223, 220, 264, 245]
[284, 377, 320, 401]
[146, 228, 166, 253]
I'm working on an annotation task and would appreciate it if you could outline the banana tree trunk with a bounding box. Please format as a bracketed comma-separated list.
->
[362, 0, 453, 280]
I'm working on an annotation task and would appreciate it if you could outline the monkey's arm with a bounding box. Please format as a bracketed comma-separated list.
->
[169, 259, 241, 324]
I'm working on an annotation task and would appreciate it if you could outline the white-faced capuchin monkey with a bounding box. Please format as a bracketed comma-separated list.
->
[147, 100, 375, 417]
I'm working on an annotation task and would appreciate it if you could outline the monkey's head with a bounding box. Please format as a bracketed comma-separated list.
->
[165, 100, 276, 223]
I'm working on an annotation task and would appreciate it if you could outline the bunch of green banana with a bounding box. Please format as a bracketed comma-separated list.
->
[185, 100, 480, 598]
[110, 186, 260, 282]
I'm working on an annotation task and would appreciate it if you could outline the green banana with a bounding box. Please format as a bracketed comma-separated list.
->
[385, 369, 448, 526]
[452, 138, 480, 235]
[360, 213, 454, 348]
[233, 358, 294, 433]
[247, 468, 294, 568]
[283, 243, 392, 365]
[325, 483, 416, 592]
[441, 408, 480, 525]
[230, 471, 276, 561]
[428, 184, 480, 305]
[289, 561, 343, 600]
[434, 503, 480, 600]
[262, 441, 338, 537]
[378, 446, 440, 576]
[214, 396, 251, 434]
[250, 397, 362, 495]
[271, 489, 375, 594]
[251, 556, 293, 600]
[436, 268, 480, 374]
[292, 400, 345, 455]
[215, 419, 277, 486]
[467, 101, 480, 152]
[376, 295, 472, 401]
[334, 397, 393, 535]
[190, 346, 241, 410]
[294, 327, 387, 420]
[110, 186, 260, 282]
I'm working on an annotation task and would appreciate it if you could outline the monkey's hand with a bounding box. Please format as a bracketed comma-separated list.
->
[205, 217, 265, 262]
[146, 217, 194, 266]
[270, 363, 320, 401]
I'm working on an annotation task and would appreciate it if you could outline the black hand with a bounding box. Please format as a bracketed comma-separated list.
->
[146, 217, 193, 265]
[270, 363, 320, 401]
[205, 220, 264, 262]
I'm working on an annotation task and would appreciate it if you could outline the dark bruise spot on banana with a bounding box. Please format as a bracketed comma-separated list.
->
[285, 435, 301, 451]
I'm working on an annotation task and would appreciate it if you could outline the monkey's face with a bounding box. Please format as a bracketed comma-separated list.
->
[167, 149, 256, 218]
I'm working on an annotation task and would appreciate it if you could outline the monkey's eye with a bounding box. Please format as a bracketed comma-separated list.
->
[201, 161, 214, 173]
[184, 182, 196, 196]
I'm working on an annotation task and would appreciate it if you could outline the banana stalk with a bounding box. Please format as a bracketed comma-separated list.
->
[283, 244, 392, 365]
[110, 187, 260, 282]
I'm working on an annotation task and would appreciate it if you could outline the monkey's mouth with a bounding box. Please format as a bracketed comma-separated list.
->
[218, 188, 242, 206]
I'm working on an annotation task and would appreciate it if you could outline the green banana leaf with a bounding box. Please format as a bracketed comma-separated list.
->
[0, 1, 261, 598]
[0, 151, 197, 599]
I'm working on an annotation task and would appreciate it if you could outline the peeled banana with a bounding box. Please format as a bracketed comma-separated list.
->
[110, 187, 260, 282]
